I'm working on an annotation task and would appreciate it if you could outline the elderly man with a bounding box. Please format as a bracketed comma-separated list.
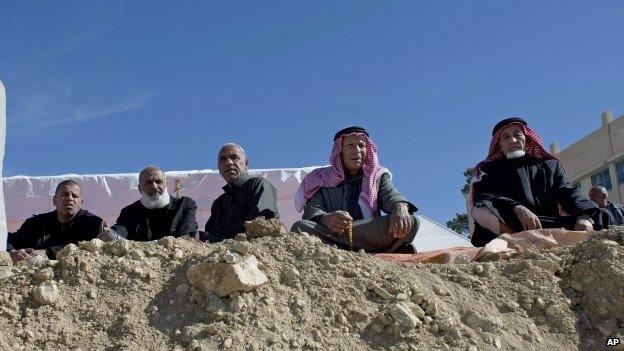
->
[111, 166, 198, 241]
[589, 186, 624, 225]
[203, 143, 279, 242]
[7, 180, 104, 262]
[291, 126, 419, 253]
[470, 117, 610, 246]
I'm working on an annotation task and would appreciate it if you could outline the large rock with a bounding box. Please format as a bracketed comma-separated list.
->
[33, 281, 60, 306]
[186, 255, 268, 297]
[244, 218, 282, 238]
[389, 303, 422, 329]
[0, 252, 12, 266]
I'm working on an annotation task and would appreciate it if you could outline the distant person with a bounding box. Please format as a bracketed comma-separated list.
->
[469, 117, 610, 246]
[589, 185, 624, 225]
[203, 143, 279, 242]
[7, 180, 104, 262]
[291, 126, 419, 253]
[110, 166, 198, 241]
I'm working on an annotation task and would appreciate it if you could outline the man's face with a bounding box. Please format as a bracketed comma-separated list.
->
[218, 146, 248, 183]
[139, 170, 166, 198]
[499, 124, 526, 155]
[341, 134, 368, 175]
[589, 188, 607, 207]
[52, 184, 83, 217]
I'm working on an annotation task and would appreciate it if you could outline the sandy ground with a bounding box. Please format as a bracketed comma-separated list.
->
[0, 221, 622, 351]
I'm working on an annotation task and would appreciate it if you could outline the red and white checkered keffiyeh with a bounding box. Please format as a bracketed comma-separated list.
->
[295, 133, 389, 218]
[473, 120, 558, 175]
[470, 120, 561, 204]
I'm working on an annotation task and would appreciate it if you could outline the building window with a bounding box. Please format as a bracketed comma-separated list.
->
[591, 168, 612, 190]
[616, 160, 624, 184]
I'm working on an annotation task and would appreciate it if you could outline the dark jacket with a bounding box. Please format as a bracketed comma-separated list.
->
[7, 209, 103, 259]
[112, 195, 198, 241]
[472, 156, 599, 221]
[204, 173, 279, 242]
[302, 172, 417, 222]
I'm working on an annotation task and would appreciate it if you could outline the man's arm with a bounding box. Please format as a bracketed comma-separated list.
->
[472, 171, 521, 215]
[245, 179, 279, 221]
[552, 161, 598, 217]
[7, 216, 40, 251]
[176, 198, 199, 236]
[302, 188, 328, 222]
[376, 172, 417, 214]
[109, 207, 131, 239]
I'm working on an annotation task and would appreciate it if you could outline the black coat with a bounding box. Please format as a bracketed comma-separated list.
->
[472, 156, 598, 222]
[7, 209, 103, 259]
[112, 195, 198, 241]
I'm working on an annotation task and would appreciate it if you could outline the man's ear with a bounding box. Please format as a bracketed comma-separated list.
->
[245, 158, 249, 167]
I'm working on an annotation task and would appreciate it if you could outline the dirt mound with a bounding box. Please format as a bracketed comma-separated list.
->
[0, 224, 622, 351]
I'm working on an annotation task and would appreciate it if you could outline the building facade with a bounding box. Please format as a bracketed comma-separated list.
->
[553, 111, 624, 204]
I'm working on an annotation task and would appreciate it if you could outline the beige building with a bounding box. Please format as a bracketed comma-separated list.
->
[552, 110, 624, 204]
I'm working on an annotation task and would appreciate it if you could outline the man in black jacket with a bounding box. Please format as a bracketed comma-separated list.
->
[203, 144, 279, 242]
[7, 180, 104, 262]
[111, 166, 198, 241]
[470, 117, 610, 246]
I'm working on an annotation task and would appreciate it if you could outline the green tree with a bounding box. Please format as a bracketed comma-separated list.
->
[461, 167, 474, 197]
[446, 213, 469, 235]
[447, 167, 474, 236]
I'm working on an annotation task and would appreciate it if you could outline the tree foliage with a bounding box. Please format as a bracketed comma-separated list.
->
[460, 167, 474, 197]
[446, 213, 469, 235]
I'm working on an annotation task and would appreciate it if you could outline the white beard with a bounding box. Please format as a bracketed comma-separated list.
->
[505, 150, 526, 159]
[140, 189, 171, 209]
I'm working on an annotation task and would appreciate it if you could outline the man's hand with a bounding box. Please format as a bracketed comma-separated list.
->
[389, 202, 413, 238]
[320, 211, 353, 234]
[574, 218, 593, 231]
[9, 248, 38, 263]
[513, 205, 542, 230]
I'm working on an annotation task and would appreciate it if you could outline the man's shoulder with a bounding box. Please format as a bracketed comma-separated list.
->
[23, 211, 56, 225]
[243, 176, 275, 189]
[174, 196, 197, 206]
[77, 209, 104, 224]
[120, 200, 143, 213]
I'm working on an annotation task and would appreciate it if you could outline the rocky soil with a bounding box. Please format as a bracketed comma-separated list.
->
[0, 219, 622, 351]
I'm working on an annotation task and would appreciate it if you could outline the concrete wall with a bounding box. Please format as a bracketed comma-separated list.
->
[0, 80, 6, 251]
[556, 111, 624, 204]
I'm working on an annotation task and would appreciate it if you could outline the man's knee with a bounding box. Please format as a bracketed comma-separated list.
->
[291, 219, 318, 234]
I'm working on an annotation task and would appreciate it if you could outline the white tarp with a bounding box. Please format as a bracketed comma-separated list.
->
[2, 167, 471, 251]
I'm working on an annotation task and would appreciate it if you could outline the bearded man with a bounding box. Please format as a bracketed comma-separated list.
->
[7, 180, 104, 261]
[470, 117, 610, 246]
[111, 166, 198, 241]
[291, 126, 419, 253]
[203, 143, 279, 242]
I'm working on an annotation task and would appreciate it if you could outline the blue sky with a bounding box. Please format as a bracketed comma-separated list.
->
[1, 0, 623, 225]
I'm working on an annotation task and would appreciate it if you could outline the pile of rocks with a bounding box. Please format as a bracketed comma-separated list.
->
[0, 221, 621, 350]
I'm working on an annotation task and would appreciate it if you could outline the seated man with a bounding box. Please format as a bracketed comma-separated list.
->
[589, 185, 624, 225]
[7, 180, 104, 262]
[111, 166, 198, 241]
[291, 126, 419, 253]
[470, 117, 609, 247]
[203, 143, 279, 242]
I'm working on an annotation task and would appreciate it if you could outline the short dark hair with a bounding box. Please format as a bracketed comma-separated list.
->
[54, 180, 81, 196]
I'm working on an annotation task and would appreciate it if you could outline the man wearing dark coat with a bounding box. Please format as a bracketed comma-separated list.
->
[291, 126, 419, 253]
[203, 143, 279, 242]
[470, 117, 610, 247]
[110, 166, 198, 241]
[589, 185, 624, 225]
[7, 180, 104, 262]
